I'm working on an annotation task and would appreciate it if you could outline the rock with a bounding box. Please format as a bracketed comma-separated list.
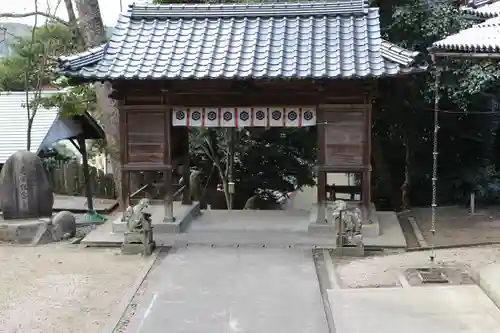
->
[52, 211, 76, 240]
[0, 151, 54, 219]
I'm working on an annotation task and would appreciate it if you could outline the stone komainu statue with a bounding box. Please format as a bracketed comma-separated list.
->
[0, 151, 54, 219]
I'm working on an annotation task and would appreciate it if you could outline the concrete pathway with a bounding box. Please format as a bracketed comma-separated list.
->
[329, 283, 500, 333]
[122, 247, 329, 333]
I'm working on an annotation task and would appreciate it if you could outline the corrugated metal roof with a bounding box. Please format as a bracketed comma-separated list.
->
[58, 1, 421, 80]
[431, 16, 500, 52]
[0, 91, 59, 163]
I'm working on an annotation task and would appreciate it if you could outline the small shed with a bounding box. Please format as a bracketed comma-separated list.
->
[0, 91, 105, 215]
[58, 1, 422, 223]
[0, 91, 103, 163]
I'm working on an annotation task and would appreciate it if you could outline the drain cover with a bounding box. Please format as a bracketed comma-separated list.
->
[417, 268, 449, 284]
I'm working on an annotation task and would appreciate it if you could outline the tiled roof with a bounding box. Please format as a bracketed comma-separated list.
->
[58, 1, 421, 80]
[431, 16, 500, 52]
[460, 0, 500, 19]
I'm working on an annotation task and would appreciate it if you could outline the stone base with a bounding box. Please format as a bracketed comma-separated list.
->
[0, 218, 58, 245]
[330, 245, 365, 257]
[112, 202, 201, 234]
[121, 241, 156, 256]
[308, 222, 337, 234]
[308, 202, 380, 237]
[362, 203, 380, 238]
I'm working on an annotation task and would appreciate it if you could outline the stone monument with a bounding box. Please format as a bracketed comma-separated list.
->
[0, 150, 54, 219]
[121, 198, 155, 255]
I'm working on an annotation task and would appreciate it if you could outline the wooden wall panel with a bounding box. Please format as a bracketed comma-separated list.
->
[323, 111, 364, 166]
[127, 112, 164, 163]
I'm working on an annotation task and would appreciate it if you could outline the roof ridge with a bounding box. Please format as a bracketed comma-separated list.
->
[380, 40, 420, 67]
[128, 1, 369, 18]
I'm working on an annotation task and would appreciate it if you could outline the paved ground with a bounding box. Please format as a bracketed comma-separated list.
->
[0, 243, 155, 333]
[327, 246, 500, 332]
[332, 245, 500, 288]
[82, 209, 406, 249]
[329, 285, 500, 333]
[119, 247, 329, 333]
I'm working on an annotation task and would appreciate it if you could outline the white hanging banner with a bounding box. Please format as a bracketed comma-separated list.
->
[173, 107, 188, 126]
[237, 107, 252, 127]
[301, 107, 316, 127]
[188, 107, 203, 127]
[252, 107, 268, 127]
[204, 107, 219, 127]
[284, 107, 300, 127]
[220, 107, 236, 127]
[268, 107, 285, 127]
[172, 106, 316, 127]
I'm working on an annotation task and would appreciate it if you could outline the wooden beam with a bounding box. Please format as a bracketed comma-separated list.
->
[431, 51, 500, 59]
[317, 165, 370, 172]
[121, 164, 172, 171]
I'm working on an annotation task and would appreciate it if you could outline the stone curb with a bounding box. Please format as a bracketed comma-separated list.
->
[102, 249, 161, 333]
[407, 216, 429, 248]
[474, 264, 500, 311]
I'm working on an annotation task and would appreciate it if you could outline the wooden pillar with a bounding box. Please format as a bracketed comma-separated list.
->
[362, 93, 372, 209]
[182, 128, 192, 205]
[316, 106, 327, 223]
[163, 107, 174, 222]
[119, 99, 130, 210]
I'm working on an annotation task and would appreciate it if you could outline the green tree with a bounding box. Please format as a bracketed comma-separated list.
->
[375, 0, 500, 208]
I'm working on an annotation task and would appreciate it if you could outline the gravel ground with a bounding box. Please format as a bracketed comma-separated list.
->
[332, 245, 500, 288]
[0, 243, 156, 333]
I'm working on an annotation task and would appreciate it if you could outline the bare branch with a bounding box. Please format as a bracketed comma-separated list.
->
[0, 12, 68, 26]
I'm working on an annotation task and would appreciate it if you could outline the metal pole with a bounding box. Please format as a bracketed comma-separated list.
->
[77, 135, 94, 212]
[430, 55, 441, 263]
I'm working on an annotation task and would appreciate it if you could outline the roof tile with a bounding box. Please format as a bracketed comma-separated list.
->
[432, 16, 500, 52]
[460, 0, 500, 18]
[59, 1, 421, 80]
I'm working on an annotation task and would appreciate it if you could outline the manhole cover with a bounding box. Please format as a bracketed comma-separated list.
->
[416, 268, 449, 284]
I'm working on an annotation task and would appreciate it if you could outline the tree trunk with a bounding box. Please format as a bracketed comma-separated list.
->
[73, 0, 106, 46]
[63, 0, 85, 51]
[72, 0, 123, 202]
[401, 136, 411, 210]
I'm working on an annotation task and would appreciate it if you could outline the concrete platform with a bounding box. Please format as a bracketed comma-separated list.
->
[122, 247, 329, 333]
[111, 202, 201, 234]
[476, 264, 500, 312]
[81, 209, 406, 249]
[328, 285, 500, 333]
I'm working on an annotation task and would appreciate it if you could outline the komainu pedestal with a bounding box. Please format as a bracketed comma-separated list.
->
[121, 199, 155, 256]
[331, 200, 364, 257]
